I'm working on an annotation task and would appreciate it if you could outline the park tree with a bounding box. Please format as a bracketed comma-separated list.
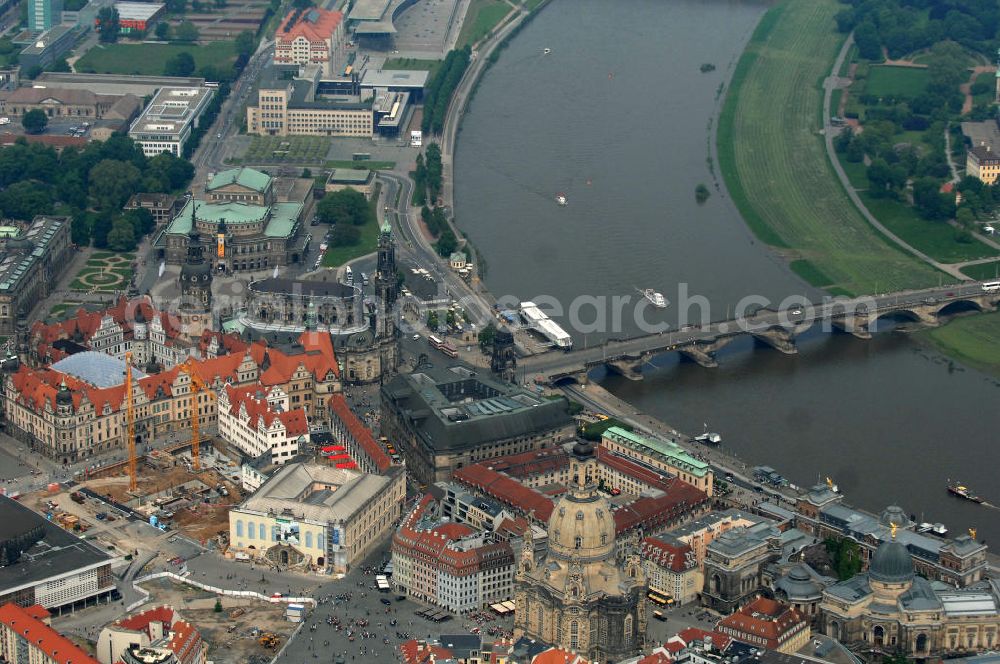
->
[125, 207, 155, 236]
[317, 188, 371, 226]
[0, 181, 53, 220]
[89, 159, 141, 211]
[435, 228, 457, 257]
[106, 215, 137, 251]
[426, 310, 439, 331]
[155, 21, 171, 40]
[71, 211, 91, 246]
[330, 224, 360, 246]
[913, 177, 955, 221]
[97, 6, 120, 42]
[21, 109, 47, 134]
[853, 21, 881, 60]
[92, 212, 114, 248]
[164, 0, 186, 11]
[164, 51, 196, 76]
[235, 30, 255, 58]
[478, 323, 496, 352]
[175, 20, 199, 42]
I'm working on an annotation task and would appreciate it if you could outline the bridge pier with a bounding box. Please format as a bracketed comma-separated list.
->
[679, 348, 719, 368]
[605, 360, 643, 381]
[751, 328, 798, 355]
[832, 319, 872, 339]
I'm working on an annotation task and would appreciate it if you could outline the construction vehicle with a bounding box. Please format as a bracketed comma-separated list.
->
[258, 633, 280, 649]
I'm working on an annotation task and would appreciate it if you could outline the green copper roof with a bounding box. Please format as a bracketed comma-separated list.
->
[207, 167, 272, 193]
[164, 199, 301, 239]
[602, 426, 710, 478]
[380, 220, 391, 234]
[222, 318, 246, 333]
[264, 203, 303, 238]
[330, 168, 371, 183]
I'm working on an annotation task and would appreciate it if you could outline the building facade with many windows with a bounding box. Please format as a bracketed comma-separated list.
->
[392, 495, 515, 613]
[128, 86, 214, 157]
[246, 68, 372, 137]
[228, 461, 405, 574]
[217, 384, 308, 465]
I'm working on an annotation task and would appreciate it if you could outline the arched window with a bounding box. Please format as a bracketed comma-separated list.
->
[259, 523, 266, 540]
[247, 521, 255, 539]
[873, 625, 885, 646]
[601, 533, 607, 545]
[570, 621, 579, 649]
[574, 536, 582, 549]
[305, 531, 313, 548]
[624, 614, 634, 645]
[537, 606, 544, 634]
[236, 520, 244, 538]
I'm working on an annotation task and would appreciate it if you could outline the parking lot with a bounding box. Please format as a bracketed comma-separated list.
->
[0, 116, 93, 139]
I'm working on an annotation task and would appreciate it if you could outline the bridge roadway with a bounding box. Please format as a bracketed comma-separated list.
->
[518, 282, 999, 381]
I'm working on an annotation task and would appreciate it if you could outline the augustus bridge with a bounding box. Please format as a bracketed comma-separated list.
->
[515, 282, 999, 383]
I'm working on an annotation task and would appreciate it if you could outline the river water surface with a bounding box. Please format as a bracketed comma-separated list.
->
[453, 0, 1000, 542]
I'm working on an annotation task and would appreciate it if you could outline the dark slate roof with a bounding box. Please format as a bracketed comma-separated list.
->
[381, 365, 573, 453]
[250, 277, 359, 298]
[0, 497, 113, 591]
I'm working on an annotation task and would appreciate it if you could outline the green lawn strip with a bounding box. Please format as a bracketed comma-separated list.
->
[76, 42, 236, 75]
[865, 65, 929, 98]
[919, 311, 1000, 375]
[960, 261, 1000, 280]
[457, 0, 512, 49]
[716, 0, 943, 294]
[789, 259, 833, 287]
[840, 158, 868, 189]
[320, 184, 382, 267]
[382, 58, 443, 80]
[858, 193, 1000, 263]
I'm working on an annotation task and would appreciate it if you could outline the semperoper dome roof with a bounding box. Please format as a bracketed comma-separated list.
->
[51, 351, 146, 388]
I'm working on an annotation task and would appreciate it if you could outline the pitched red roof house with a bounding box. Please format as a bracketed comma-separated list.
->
[0, 603, 99, 664]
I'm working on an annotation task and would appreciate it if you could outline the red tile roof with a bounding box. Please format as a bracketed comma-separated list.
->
[328, 393, 390, 473]
[399, 639, 454, 664]
[642, 537, 695, 573]
[224, 384, 309, 436]
[276, 8, 342, 44]
[452, 463, 554, 523]
[0, 603, 99, 664]
[672, 627, 732, 652]
[112, 606, 203, 664]
[716, 598, 806, 649]
[31, 295, 183, 363]
[532, 648, 589, 664]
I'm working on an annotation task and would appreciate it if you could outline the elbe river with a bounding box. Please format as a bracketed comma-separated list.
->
[453, 0, 1000, 543]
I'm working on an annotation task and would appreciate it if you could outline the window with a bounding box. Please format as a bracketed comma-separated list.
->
[575, 536, 582, 549]
[247, 521, 255, 539]
[236, 520, 244, 537]
[259, 523, 267, 540]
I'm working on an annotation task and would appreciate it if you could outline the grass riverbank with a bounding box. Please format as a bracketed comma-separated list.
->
[919, 312, 1000, 375]
[716, 0, 942, 295]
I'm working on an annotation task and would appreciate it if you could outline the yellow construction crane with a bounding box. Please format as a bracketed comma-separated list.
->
[178, 359, 212, 471]
[125, 351, 137, 491]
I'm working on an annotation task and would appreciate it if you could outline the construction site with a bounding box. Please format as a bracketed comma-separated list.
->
[24, 353, 247, 547]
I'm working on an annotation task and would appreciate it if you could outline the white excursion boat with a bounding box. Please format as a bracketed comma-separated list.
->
[556, 193, 567, 206]
[544, 47, 552, 55]
[642, 288, 667, 308]
[694, 423, 722, 444]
